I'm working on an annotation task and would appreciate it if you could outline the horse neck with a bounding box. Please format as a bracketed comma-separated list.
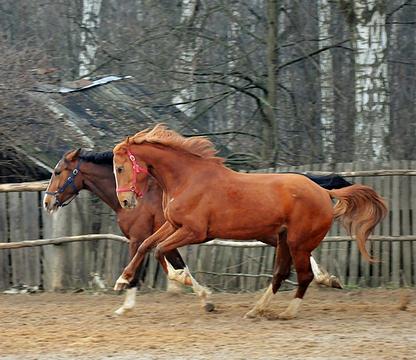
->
[131, 144, 197, 194]
[81, 162, 121, 211]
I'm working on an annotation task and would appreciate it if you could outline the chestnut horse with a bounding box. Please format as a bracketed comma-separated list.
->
[112, 125, 387, 319]
[43, 149, 213, 314]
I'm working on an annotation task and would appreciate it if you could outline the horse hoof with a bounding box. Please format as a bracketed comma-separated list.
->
[114, 283, 128, 291]
[330, 276, 343, 289]
[114, 283, 126, 291]
[114, 276, 130, 291]
[204, 303, 215, 312]
[114, 307, 127, 316]
[166, 281, 185, 294]
[278, 312, 296, 320]
[244, 310, 258, 319]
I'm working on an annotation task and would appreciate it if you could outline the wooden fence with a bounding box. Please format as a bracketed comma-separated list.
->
[0, 160, 415, 291]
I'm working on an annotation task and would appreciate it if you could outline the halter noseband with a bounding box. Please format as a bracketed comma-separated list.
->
[45, 160, 82, 207]
[116, 149, 148, 198]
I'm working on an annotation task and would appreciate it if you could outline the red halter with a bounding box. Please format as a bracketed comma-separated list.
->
[116, 149, 148, 198]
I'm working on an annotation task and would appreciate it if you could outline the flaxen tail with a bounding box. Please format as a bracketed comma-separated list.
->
[328, 184, 388, 262]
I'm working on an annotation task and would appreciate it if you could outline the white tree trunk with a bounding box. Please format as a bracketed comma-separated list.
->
[136, 0, 144, 22]
[353, 0, 389, 161]
[78, 0, 102, 78]
[172, 0, 201, 116]
[318, 0, 335, 162]
[225, 1, 240, 143]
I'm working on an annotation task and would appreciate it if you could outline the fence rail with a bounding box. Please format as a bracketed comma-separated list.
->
[0, 234, 129, 249]
[0, 180, 49, 192]
[0, 160, 415, 291]
[3, 234, 414, 251]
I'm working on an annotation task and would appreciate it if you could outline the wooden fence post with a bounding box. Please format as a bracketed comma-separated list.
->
[42, 194, 71, 290]
[8, 192, 41, 287]
[0, 193, 10, 289]
[69, 193, 90, 288]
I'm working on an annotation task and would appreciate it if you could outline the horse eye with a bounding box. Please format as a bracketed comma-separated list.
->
[54, 170, 61, 176]
[117, 167, 123, 174]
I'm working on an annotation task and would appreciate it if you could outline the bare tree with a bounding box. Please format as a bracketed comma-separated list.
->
[78, 0, 103, 77]
[353, 0, 389, 161]
[263, 0, 278, 163]
[318, 0, 335, 162]
[225, 0, 241, 143]
[171, 0, 203, 116]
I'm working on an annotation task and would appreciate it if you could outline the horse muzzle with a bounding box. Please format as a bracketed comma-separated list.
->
[119, 194, 138, 209]
[43, 195, 60, 214]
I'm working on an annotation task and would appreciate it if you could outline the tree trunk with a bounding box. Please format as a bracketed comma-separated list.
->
[225, 1, 241, 148]
[263, 0, 278, 164]
[172, 0, 202, 117]
[353, 0, 389, 161]
[78, 0, 103, 78]
[318, 0, 335, 162]
[136, 0, 144, 22]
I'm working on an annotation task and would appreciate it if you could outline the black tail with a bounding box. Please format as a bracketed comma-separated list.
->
[302, 173, 352, 190]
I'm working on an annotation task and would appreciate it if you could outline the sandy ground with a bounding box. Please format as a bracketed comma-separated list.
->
[0, 287, 415, 360]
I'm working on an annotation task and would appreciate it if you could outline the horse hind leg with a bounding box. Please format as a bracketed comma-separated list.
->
[310, 256, 343, 289]
[272, 231, 292, 294]
[162, 250, 189, 294]
[278, 234, 323, 320]
[245, 231, 292, 319]
[164, 259, 214, 312]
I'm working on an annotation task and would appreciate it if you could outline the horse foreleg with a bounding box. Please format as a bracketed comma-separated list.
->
[154, 228, 215, 312]
[114, 287, 137, 316]
[114, 222, 175, 291]
[114, 237, 147, 315]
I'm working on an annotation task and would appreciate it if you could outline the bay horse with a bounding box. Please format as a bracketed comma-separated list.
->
[43, 149, 214, 314]
[112, 124, 387, 319]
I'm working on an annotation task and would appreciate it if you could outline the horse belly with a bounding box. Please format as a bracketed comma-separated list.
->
[207, 208, 284, 240]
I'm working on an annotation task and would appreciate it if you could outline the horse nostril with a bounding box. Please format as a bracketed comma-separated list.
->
[123, 199, 129, 207]
[44, 201, 49, 208]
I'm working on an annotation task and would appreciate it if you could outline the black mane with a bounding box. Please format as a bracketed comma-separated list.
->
[79, 150, 114, 165]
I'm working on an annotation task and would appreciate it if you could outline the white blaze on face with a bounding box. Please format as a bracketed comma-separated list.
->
[43, 160, 62, 212]
[113, 157, 121, 194]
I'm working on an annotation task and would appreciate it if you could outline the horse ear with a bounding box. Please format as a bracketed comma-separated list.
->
[124, 136, 131, 152]
[67, 148, 81, 161]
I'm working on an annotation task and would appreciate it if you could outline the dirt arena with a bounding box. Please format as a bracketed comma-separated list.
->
[0, 287, 415, 360]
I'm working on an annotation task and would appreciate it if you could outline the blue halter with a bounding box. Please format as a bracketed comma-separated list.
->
[46, 160, 82, 207]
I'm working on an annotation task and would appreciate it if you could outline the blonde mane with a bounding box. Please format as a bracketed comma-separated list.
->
[123, 124, 224, 164]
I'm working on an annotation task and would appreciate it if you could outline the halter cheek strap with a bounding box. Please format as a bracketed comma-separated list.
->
[116, 149, 148, 198]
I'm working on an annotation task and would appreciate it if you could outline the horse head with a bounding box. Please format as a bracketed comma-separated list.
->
[113, 139, 149, 209]
[43, 148, 84, 213]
